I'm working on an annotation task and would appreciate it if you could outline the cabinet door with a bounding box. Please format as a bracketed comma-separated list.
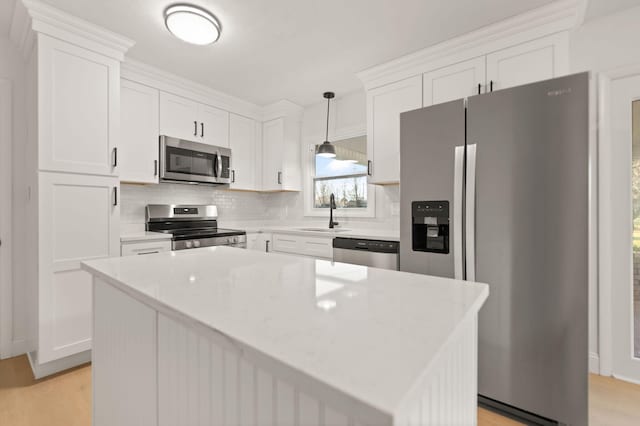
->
[262, 118, 285, 191]
[367, 75, 422, 184]
[486, 32, 569, 92]
[120, 80, 159, 183]
[159, 92, 199, 141]
[38, 172, 120, 363]
[37, 35, 119, 176]
[423, 57, 486, 106]
[199, 104, 229, 147]
[229, 114, 258, 190]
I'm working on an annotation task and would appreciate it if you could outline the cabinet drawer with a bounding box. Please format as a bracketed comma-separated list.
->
[301, 236, 332, 259]
[271, 233, 333, 259]
[121, 240, 172, 256]
[272, 234, 299, 254]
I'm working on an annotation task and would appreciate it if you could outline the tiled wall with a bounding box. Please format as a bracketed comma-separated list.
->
[120, 183, 400, 231]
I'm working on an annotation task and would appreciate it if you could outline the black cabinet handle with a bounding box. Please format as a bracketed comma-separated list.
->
[231, 170, 236, 183]
[113, 187, 118, 206]
[367, 160, 372, 176]
[490, 80, 494, 92]
[265, 240, 270, 252]
[154, 159, 158, 176]
[277, 171, 282, 184]
[194, 121, 198, 136]
[112, 147, 118, 168]
[201, 122, 204, 137]
[478, 83, 481, 95]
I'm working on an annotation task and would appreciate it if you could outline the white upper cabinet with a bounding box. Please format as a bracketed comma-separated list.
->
[423, 57, 486, 106]
[262, 118, 301, 191]
[120, 80, 159, 183]
[366, 75, 422, 184]
[486, 33, 569, 92]
[159, 92, 199, 141]
[37, 35, 120, 176]
[229, 113, 259, 190]
[199, 104, 229, 147]
[159, 91, 230, 147]
[38, 172, 120, 364]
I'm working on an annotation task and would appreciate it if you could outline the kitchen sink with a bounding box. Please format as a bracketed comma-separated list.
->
[297, 227, 351, 233]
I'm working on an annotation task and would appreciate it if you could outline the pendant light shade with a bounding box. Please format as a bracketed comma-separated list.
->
[316, 92, 336, 158]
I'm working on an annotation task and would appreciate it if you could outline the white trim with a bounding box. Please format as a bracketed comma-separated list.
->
[357, 0, 580, 90]
[613, 373, 640, 386]
[27, 349, 91, 380]
[590, 352, 600, 374]
[262, 99, 304, 122]
[11, 0, 134, 61]
[597, 63, 640, 378]
[0, 80, 12, 359]
[121, 59, 264, 121]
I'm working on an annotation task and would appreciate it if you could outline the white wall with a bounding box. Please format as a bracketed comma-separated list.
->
[0, 34, 30, 356]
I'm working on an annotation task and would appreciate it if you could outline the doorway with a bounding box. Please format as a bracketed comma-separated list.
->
[606, 71, 640, 383]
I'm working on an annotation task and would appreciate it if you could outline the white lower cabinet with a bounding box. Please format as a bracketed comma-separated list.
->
[121, 240, 171, 256]
[271, 233, 333, 259]
[38, 172, 120, 364]
[246, 232, 272, 252]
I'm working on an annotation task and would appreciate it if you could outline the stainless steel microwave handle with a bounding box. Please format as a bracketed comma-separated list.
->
[453, 145, 464, 280]
[217, 151, 222, 178]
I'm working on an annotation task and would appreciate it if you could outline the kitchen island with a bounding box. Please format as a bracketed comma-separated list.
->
[82, 247, 488, 426]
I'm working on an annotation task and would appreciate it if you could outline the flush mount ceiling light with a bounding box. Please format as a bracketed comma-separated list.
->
[164, 4, 221, 45]
[316, 92, 336, 158]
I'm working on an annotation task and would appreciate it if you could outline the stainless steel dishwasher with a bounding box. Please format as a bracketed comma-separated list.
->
[332, 238, 400, 270]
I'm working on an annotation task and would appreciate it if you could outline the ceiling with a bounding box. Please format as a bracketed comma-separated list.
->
[584, 0, 640, 21]
[4, 0, 569, 106]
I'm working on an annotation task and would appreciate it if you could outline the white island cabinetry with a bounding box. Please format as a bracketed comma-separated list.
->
[84, 247, 488, 426]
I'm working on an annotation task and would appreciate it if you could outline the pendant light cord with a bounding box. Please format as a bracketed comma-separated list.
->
[325, 96, 331, 142]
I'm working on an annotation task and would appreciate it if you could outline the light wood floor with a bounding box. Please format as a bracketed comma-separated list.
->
[1, 355, 639, 425]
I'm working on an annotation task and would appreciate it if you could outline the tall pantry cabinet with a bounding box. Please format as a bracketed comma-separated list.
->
[14, 0, 133, 375]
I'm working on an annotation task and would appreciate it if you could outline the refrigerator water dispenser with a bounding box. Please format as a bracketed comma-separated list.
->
[412, 201, 449, 253]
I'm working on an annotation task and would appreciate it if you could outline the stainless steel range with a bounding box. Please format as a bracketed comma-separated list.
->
[145, 204, 246, 250]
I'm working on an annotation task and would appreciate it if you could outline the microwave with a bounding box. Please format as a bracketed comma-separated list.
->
[159, 136, 231, 185]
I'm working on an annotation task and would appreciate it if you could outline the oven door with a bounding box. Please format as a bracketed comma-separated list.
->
[160, 136, 231, 184]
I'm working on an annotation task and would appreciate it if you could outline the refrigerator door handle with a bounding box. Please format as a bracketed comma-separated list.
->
[465, 144, 477, 281]
[453, 145, 465, 280]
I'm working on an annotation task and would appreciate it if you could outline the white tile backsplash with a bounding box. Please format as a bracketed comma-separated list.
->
[121, 182, 399, 232]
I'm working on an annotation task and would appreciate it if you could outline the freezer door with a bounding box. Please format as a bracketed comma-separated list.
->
[399, 99, 465, 277]
[467, 73, 589, 425]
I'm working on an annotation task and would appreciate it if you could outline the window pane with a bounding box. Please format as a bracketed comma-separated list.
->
[314, 176, 367, 208]
[315, 136, 367, 178]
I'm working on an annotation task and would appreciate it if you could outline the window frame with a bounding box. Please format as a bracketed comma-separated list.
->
[303, 131, 375, 218]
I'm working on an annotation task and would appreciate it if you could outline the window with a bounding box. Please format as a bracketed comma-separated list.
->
[313, 136, 368, 209]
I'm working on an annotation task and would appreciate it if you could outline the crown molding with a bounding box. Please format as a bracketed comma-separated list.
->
[121, 58, 264, 121]
[357, 0, 581, 90]
[10, 0, 134, 61]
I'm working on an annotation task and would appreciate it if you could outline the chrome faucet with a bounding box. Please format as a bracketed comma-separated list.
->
[329, 193, 339, 229]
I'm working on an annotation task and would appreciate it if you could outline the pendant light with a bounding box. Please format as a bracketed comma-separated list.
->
[316, 92, 336, 158]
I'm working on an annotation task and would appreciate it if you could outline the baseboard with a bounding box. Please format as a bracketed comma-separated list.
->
[27, 350, 91, 379]
[612, 373, 640, 386]
[589, 351, 600, 374]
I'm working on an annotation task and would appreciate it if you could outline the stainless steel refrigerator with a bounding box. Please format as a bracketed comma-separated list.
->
[399, 73, 588, 425]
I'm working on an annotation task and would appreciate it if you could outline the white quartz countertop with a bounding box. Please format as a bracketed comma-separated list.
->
[82, 247, 487, 415]
[251, 226, 400, 241]
[120, 231, 172, 243]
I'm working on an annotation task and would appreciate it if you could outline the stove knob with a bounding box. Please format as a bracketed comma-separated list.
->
[193, 240, 201, 248]
[185, 241, 193, 249]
